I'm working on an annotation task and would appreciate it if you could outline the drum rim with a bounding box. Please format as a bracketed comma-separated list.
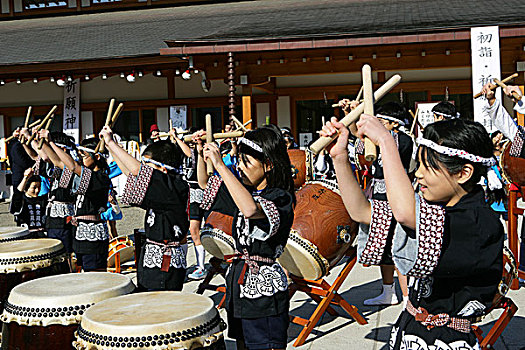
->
[0, 239, 67, 274]
[1, 272, 135, 327]
[76, 292, 224, 348]
[499, 140, 513, 184]
[279, 230, 330, 279]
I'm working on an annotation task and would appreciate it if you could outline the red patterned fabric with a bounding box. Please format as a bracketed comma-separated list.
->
[406, 300, 471, 333]
[409, 196, 445, 277]
[58, 167, 73, 188]
[359, 200, 393, 265]
[120, 173, 137, 205]
[253, 195, 281, 237]
[31, 157, 42, 175]
[509, 129, 524, 157]
[75, 167, 92, 195]
[128, 165, 154, 206]
[200, 175, 223, 210]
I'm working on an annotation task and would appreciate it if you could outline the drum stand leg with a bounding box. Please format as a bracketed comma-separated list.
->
[289, 252, 367, 347]
[472, 297, 518, 349]
[508, 187, 524, 289]
[196, 257, 227, 309]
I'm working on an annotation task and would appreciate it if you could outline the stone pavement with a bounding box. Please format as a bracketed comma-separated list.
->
[1, 202, 524, 349]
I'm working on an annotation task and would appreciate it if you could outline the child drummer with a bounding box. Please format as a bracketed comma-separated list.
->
[100, 126, 189, 291]
[321, 115, 502, 349]
[197, 125, 295, 350]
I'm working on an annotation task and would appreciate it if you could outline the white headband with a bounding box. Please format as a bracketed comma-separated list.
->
[238, 138, 263, 153]
[417, 137, 496, 166]
[54, 142, 73, 150]
[433, 111, 460, 119]
[142, 157, 177, 172]
[376, 114, 406, 126]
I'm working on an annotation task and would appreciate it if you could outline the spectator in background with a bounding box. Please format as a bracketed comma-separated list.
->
[146, 124, 160, 146]
[281, 127, 299, 149]
[7, 132, 35, 214]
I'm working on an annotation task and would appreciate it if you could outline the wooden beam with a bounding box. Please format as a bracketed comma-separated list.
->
[270, 97, 278, 125]
[166, 70, 175, 99]
[242, 96, 252, 128]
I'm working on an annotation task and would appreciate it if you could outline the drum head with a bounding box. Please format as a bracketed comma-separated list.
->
[0, 238, 66, 273]
[75, 292, 224, 350]
[2, 272, 135, 326]
[277, 231, 328, 281]
[0, 226, 30, 242]
[200, 228, 235, 260]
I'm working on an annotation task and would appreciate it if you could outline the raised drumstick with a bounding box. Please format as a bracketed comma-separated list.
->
[169, 119, 175, 142]
[474, 73, 519, 99]
[95, 99, 116, 153]
[37, 115, 55, 150]
[183, 130, 244, 143]
[231, 115, 247, 132]
[493, 79, 522, 101]
[362, 64, 377, 162]
[20, 106, 32, 143]
[205, 114, 214, 175]
[408, 108, 419, 136]
[25, 105, 58, 145]
[355, 85, 364, 102]
[310, 74, 401, 154]
[5, 118, 42, 143]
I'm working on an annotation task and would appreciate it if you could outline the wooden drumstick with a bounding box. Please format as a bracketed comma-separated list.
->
[20, 106, 32, 143]
[493, 79, 522, 101]
[5, 119, 42, 143]
[331, 99, 364, 108]
[362, 64, 377, 162]
[231, 115, 247, 132]
[96, 99, 116, 153]
[474, 73, 519, 99]
[183, 130, 244, 143]
[169, 119, 175, 142]
[37, 115, 55, 150]
[109, 103, 124, 128]
[309, 74, 401, 154]
[409, 108, 419, 136]
[205, 114, 214, 175]
[355, 85, 364, 102]
[25, 105, 58, 145]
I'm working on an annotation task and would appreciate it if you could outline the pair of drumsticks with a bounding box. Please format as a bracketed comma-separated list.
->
[5, 105, 58, 150]
[94, 99, 124, 153]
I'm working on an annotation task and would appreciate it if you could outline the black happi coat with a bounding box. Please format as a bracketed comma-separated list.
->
[358, 187, 503, 349]
[122, 165, 190, 290]
[59, 167, 111, 255]
[12, 192, 47, 230]
[201, 175, 294, 318]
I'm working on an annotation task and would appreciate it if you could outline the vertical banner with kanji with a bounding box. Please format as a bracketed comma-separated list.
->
[63, 78, 80, 143]
[471, 26, 501, 132]
[169, 105, 187, 130]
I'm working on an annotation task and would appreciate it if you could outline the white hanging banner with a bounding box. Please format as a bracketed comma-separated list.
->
[63, 78, 81, 143]
[169, 105, 187, 130]
[415, 102, 439, 128]
[471, 26, 501, 132]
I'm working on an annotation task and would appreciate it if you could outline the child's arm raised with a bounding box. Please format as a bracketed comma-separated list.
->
[99, 126, 135, 176]
[193, 131, 209, 189]
[37, 130, 63, 168]
[320, 118, 371, 224]
[356, 114, 416, 228]
[17, 168, 33, 193]
[203, 142, 266, 219]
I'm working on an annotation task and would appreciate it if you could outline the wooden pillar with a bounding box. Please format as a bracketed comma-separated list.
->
[138, 109, 143, 143]
[377, 71, 386, 84]
[270, 97, 278, 125]
[9, 0, 14, 16]
[242, 85, 252, 129]
[166, 71, 175, 100]
[518, 86, 524, 126]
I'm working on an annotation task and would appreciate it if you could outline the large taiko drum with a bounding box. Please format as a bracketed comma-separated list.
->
[200, 211, 235, 260]
[500, 140, 525, 186]
[278, 180, 358, 280]
[0, 272, 134, 350]
[73, 292, 226, 350]
[107, 235, 135, 268]
[0, 239, 69, 317]
[288, 149, 307, 189]
[0, 227, 31, 243]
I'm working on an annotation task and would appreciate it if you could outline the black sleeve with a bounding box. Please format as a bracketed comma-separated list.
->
[398, 133, 414, 171]
[248, 188, 294, 241]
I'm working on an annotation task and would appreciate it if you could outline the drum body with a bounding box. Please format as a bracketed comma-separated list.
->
[73, 291, 226, 350]
[488, 247, 518, 314]
[288, 149, 306, 189]
[1, 272, 135, 350]
[200, 211, 234, 260]
[0, 239, 69, 316]
[500, 140, 525, 186]
[278, 181, 358, 280]
[0, 227, 31, 243]
[107, 236, 135, 268]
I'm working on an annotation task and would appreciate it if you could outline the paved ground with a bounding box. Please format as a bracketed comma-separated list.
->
[1, 201, 524, 349]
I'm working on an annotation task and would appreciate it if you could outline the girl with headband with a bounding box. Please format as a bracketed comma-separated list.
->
[198, 125, 295, 350]
[100, 126, 189, 292]
[321, 116, 503, 350]
[39, 134, 111, 272]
